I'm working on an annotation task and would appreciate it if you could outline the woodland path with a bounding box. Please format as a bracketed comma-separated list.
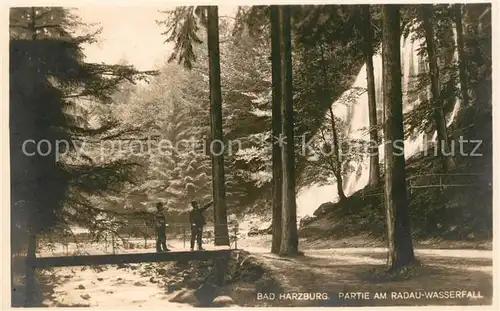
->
[242, 245, 492, 307]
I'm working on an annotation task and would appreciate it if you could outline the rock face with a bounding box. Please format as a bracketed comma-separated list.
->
[248, 225, 272, 237]
[212, 295, 236, 307]
[313, 202, 336, 216]
[299, 215, 317, 228]
[169, 289, 199, 306]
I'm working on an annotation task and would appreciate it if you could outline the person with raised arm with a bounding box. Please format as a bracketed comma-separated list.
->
[189, 200, 213, 251]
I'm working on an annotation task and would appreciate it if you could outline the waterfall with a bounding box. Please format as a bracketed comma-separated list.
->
[296, 33, 461, 219]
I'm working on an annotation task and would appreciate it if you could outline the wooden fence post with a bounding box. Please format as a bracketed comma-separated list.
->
[234, 224, 238, 250]
[183, 226, 186, 249]
[64, 235, 68, 256]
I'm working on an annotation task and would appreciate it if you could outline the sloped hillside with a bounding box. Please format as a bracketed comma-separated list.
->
[299, 103, 492, 246]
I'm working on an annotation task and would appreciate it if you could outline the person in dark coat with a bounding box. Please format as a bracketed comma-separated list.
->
[189, 200, 213, 251]
[154, 202, 170, 252]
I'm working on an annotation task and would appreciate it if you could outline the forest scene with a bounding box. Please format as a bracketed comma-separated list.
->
[9, 3, 493, 308]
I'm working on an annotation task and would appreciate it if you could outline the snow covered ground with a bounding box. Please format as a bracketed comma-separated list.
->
[35, 240, 185, 307]
[41, 265, 188, 308]
[32, 234, 492, 307]
[236, 214, 272, 235]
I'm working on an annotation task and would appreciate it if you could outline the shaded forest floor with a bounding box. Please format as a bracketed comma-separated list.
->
[239, 247, 492, 307]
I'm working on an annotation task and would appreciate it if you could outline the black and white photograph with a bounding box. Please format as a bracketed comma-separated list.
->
[8, 1, 494, 308]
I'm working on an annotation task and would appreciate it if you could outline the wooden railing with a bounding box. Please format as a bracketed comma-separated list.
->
[407, 173, 486, 193]
[360, 173, 487, 198]
[39, 223, 240, 256]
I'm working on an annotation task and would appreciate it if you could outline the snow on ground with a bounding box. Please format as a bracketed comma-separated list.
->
[42, 265, 187, 308]
[235, 214, 271, 236]
[38, 239, 202, 307]
[39, 239, 233, 257]
[37, 236, 245, 308]
[69, 226, 90, 234]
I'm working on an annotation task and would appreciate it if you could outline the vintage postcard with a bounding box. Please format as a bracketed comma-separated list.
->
[7, 1, 494, 309]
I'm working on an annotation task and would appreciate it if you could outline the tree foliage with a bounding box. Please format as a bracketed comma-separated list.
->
[10, 7, 155, 252]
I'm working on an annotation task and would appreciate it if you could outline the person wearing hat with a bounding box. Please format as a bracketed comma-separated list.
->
[154, 202, 170, 252]
[189, 200, 213, 251]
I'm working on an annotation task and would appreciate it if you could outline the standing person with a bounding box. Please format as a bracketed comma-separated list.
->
[189, 200, 213, 251]
[155, 202, 170, 252]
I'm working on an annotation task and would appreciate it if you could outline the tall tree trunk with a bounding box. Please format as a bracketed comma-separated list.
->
[270, 5, 282, 255]
[362, 5, 381, 188]
[30, 7, 37, 40]
[206, 6, 229, 246]
[381, 4, 415, 270]
[278, 5, 299, 256]
[421, 5, 455, 173]
[453, 4, 470, 107]
[319, 43, 346, 201]
[328, 106, 347, 201]
[25, 8, 38, 305]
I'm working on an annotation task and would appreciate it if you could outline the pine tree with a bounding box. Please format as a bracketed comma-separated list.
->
[10, 7, 154, 306]
[10, 7, 154, 242]
[10, 7, 83, 40]
[122, 69, 213, 213]
[147, 95, 199, 207]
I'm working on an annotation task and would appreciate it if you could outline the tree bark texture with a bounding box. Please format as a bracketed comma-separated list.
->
[381, 4, 416, 270]
[207, 6, 229, 246]
[270, 5, 283, 255]
[278, 5, 299, 256]
[362, 5, 381, 189]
